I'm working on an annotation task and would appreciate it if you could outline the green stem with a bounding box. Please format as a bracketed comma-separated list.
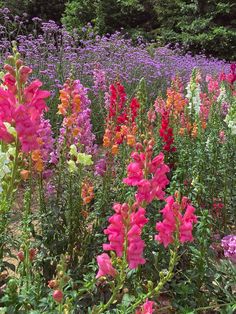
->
[39, 173, 46, 213]
[7, 137, 20, 205]
[195, 302, 233, 312]
[92, 208, 131, 314]
[128, 246, 178, 313]
[93, 274, 126, 314]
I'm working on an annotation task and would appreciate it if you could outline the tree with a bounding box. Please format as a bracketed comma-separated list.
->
[1, 0, 66, 23]
[153, 0, 236, 60]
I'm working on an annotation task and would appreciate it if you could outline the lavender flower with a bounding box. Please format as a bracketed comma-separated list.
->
[37, 116, 54, 164]
[93, 65, 107, 94]
[95, 158, 107, 177]
[221, 235, 236, 263]
[221, 102, 230, 117]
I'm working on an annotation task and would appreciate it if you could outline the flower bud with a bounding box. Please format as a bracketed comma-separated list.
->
[53, 290, 63, 303]
[17, 251, 24, 262]
[48, 279, 59, 289]
[58, 271, 64, 278]
[135, 142, 143, 151]
[20, 170, 30, 181]
[16, 59, 23, 68]
[7, 55, 15, 65]
[4, 64, 15, 76]
[148, 139, 154, 146]
[7, 279, 18, 292]
[29, 248, 37, 261]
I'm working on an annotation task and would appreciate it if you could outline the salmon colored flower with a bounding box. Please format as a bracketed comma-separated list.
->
[127, 134, 136, 146]
[81, 181, 94, 204]
[20, 169, 30, 181]
[111, 144, 119, 155]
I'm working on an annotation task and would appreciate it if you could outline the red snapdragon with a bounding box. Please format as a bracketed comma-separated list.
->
[159, 110, 176, 153]
[103, 82, 140, 154]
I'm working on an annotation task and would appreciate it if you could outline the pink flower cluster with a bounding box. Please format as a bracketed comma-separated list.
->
[221, 235, 236, 264]
[155, 195, 197, 247]
[96, 253, 117, 278]
[0, 58, 50, 152]
[220, 64, 236, 85]
[123, 150, 169, 205]
[93, 64, 107, 94]
[206, 75, 220, 95]
[135, 299, 155, 314]
[102, 203, 148, 269]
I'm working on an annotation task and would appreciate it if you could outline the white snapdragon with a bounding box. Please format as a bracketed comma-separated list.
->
[186, 69, 201, 114]
[0, 148, 11, 193]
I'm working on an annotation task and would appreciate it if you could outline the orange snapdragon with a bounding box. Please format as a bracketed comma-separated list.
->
[32, 149, 44, 172]
[81, 181, 94, 204]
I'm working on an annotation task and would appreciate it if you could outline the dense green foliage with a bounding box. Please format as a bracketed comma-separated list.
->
[1, 0, 236, 60]
[1, 0, 66, 23]
[63, 0, 236, 60]
[153, 0, 236, 60]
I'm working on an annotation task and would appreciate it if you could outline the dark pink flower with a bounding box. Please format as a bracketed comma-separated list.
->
[96, 253, 117, 278]
[135, 299, 155, 314]
[155, 195, 197, 247]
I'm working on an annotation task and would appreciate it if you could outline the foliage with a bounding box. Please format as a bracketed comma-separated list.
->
[0, 37, 235, 313]
[0, 6, 235, 312]
[0, 0, 66, 23]
[153, 0, 236, 60]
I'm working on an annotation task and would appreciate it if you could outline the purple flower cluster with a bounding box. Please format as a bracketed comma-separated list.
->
[93, 65, 107, 95]
[95, 157, 107, 177]
[221, 102, 230, 117]
[221, 235, 236, 263]
[37, 116, 54, 163]
[0, 9, 230, 104]
[74, 80, 97, 154]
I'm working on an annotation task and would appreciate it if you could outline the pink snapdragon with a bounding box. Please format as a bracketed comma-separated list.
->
[219, 64, 236, 85]
[0, 57, 50, 152]
[96, 253, 117, 278]
[221, 235, 236, 264]
[103, 206, 125, 257]
[128, 207, 148, 269]
[219, 130, 226, 144]
[135, 299, 155, 314]
[124, 161, 144, 186]
[93, 65, 107, 94]
[206, 75, 220, 95]
[155, 195, 197, 247]
[102, 203, 148, 269]
[123, 148, 169, 205]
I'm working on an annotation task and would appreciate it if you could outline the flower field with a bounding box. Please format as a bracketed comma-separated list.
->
[0, 9, 236, 314]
